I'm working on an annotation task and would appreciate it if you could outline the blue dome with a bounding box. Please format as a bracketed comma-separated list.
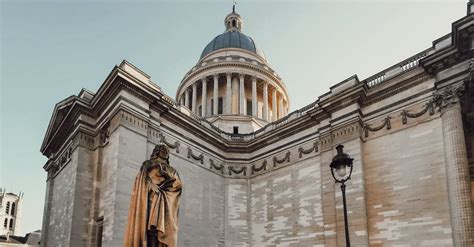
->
[200, 31, 266, 60]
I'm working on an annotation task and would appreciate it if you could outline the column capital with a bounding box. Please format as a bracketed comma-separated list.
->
[239, 73, 245, 80]
[201, 77, 208, 83]
[213, 74, 219, 80]
[433, 84, 465, 113]
[226, 72, 232, 78]
[251, 75, 258, 81]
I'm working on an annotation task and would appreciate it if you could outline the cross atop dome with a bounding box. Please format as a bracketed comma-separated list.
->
[225, 2, 243, 32]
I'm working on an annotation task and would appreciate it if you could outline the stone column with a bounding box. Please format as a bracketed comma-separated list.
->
[252, 76, 257, 117]
[192, 83, 197, 113]
[272, 88, 277, 121]
[201, 78, 207, 117]
[226, 73, 232, 114]
[278, 94, 283, 118]
[185, 88, 190, 109]
[435, 84, 473, 246]
[180, 96, 184, 106]
[239, 74, 245, 115]
[263, 82, 268, 121]
[213, 74, 219, 115]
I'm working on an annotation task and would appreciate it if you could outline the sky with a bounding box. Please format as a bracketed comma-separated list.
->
[0, 0, 468, 236]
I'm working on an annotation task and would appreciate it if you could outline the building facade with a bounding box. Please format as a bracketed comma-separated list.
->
[40, 4, 474, 247]
[0, 189, 23, 236]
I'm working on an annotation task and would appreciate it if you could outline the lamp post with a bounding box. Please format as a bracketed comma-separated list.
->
[330, 144, 354, 247]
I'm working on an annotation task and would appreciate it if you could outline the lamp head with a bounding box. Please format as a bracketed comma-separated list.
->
[330, 145, 354, 182]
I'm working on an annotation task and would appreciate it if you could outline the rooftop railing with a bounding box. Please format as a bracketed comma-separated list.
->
[364, 48, 431, 88]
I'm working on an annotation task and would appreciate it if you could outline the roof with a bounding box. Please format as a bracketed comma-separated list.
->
[200, 31, 266, 60]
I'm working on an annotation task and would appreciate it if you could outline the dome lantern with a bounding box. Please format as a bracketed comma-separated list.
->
[225, 5, 243, 32]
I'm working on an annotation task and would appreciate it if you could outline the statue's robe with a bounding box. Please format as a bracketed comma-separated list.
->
[124, 160, 182, 247]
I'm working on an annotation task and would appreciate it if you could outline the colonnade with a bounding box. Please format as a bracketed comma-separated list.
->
[179, 73, 288, 122]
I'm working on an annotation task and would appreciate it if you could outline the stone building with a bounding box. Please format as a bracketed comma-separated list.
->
[0, 189, 23, 237]
[40, 4, 474, 247]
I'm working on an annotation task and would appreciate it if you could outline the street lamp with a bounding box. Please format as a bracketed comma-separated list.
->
[330, 144, 354, 247]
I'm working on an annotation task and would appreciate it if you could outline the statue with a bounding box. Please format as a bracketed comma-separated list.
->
[124, 143, 182, 247]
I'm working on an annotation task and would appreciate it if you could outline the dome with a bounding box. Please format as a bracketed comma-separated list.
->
[200, 32, 266, 60]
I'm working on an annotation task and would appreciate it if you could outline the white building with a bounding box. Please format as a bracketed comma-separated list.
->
[0, 189, 23, 236]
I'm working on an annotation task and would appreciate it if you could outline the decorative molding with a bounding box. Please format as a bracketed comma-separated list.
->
[99, 128, 109, 146]
[363, 116, 391, 137]
[187, 147, 203, 164]
[251, 160, 267, 175]
[320, 134, 333, 151]
[298, 141, 319, 158]
[273, 151, 291, 167]
[119, 110, 148, 135]
[228, 165, 247, 176]
[209, 158, 224, 174]
[332, 122, 361, 143]
[433, 84, 465, 112]
[159, 133, 180, 153]
[401, 101, 435, 124]
[76, 132, 95, 149]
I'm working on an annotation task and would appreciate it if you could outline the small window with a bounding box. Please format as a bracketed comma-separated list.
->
[9, 218, 13, 230]
[218, 97, 223, 114]
[3, 218, 7, 228]
[233, 126, 239, 134]
[5, 202, 9, 214]
[11, 203, 15, 216]
[232, 19, 237, 27]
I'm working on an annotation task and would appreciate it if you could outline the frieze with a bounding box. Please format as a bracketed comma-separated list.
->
[187, 147, 204, 164]
[228, 165, 247, 176]
[363, 116, 391, 137]
[119, 110, 148, 135]
[159, 133, 180, 153]
[273, 151, 291, 167]
[401, 101, 435, 124]
[298, 141, 319, 158]
[251, 160, 267, 175]
[332, 123, 361, 143]
[320, 134, 333, 151]
[209, 159, 224, 174]
[99, 128, 110, 147]
[76, 132, 95, 149]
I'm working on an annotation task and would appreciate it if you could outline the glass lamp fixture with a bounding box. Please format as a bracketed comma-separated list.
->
[330, 145, 354, 183]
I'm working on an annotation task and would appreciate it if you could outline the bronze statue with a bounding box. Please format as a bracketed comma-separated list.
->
[124, 143, 182, 247]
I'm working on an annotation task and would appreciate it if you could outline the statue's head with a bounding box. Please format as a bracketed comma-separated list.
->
[151, 143, 169, 160]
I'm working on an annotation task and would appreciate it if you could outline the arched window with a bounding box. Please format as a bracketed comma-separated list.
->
[10, 203, 15, 216]
[232, 19, 237, 27]
[3, 218, 7, 228]
[5, 202, 10, 214]
[9, 218, 13, 230]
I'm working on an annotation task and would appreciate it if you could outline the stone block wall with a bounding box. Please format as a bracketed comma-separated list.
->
[364, 118, 453, 245]
[250, 156, 325, 246]
[46, 150, 77, 246]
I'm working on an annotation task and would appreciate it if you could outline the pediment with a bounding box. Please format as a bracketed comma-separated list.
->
[40, 96, 76, 155]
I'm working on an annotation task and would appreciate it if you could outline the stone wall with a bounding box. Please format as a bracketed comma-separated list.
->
[45, 150, 77, 246]
[364, 118, 453, 245]
[250, 155, 324, 246]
